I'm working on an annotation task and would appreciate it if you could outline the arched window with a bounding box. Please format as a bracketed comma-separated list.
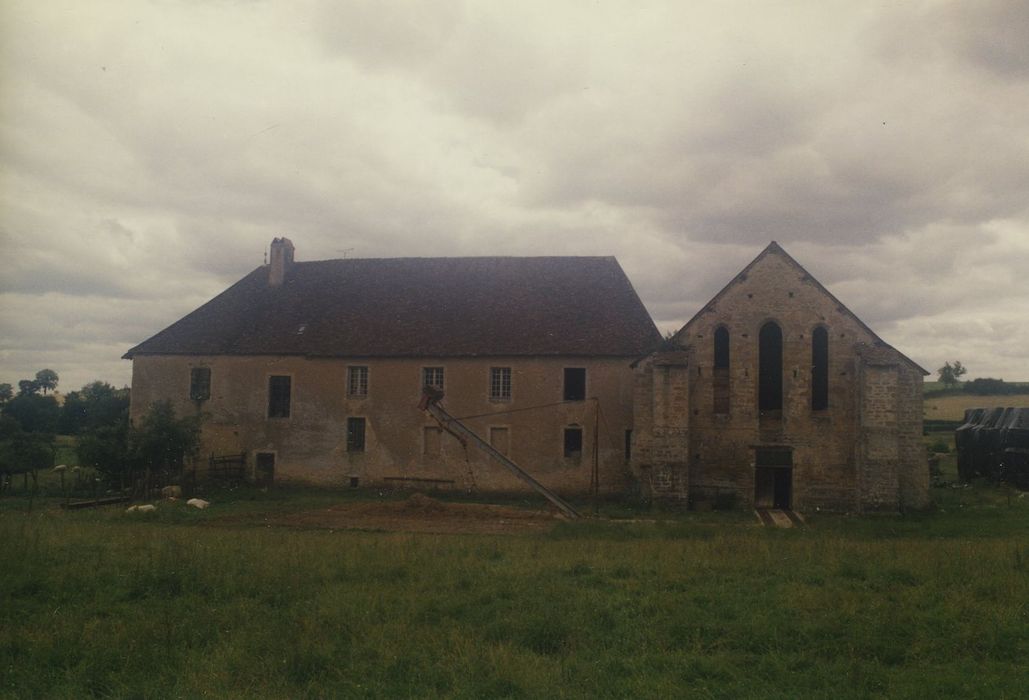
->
[812, 326, 829, 410]
[759, 322, 783, 411]
[714, 327, 730, 369]
[713, 327, 730, 414]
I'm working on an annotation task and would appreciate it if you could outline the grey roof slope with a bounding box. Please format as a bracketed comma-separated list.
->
[124, 256, 661, 359]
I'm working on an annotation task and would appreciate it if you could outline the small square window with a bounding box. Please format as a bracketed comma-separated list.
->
[190, 367, 211, 401]
[268, 375, 291, 418]
[563, 368, 586, 401]
[564, 426, 583, 459]
[490, 426, 510, 456]
[423, 426, 441, 456]
[489, 367, 511, 401]
[423, 367, 444, 391]
[348, 366, 368, 398]
[347, 417, 366, 452]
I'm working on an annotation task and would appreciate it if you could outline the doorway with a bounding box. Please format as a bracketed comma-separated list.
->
[754, 448, 792, 509]
[255, 452, 275, 486]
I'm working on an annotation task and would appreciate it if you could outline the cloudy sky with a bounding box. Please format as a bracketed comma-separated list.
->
[2, 0, 1028, 393]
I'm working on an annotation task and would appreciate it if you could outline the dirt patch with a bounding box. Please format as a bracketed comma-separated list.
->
[209, 493, 564, 534]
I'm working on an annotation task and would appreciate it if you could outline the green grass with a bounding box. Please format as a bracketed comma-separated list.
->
[2, 481, 1028, 699]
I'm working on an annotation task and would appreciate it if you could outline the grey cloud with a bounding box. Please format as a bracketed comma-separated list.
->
[315, 1, 587, 124]
[2, 1, 1028, 386]
[878, 0, 1029, 80]
[315, 0, 465, 72]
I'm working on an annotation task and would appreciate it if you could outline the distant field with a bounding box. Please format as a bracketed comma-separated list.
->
[924, 393, 1029, 421]
[923, 380, 1028, 395]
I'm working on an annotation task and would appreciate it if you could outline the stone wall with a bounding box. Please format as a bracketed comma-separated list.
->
[631, 245, 929, 512]
[631, 353, 691, 500]
[131, 354, 637, 496]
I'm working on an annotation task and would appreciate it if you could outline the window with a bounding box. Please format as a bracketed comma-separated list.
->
[756, 448, 793, 468]
[346, 417, 366, 452]
[563, 368, 586, 401]
[423, 426, 441, 456]
[348, 366, 368, 398]
[714, 327, 730, 369]
[489, 427, 510, 456]
[190, 367, 211, 401]
[624, 429, 633, 462]
[268, 375, 291, 418]
[812, 327, 829, 411]
[758, 322, 783, 411]
[713, 327, 730, 414]
[423, 367, 444, 391]
[564, 426, 583, 459]
[490, 367, 512, 401]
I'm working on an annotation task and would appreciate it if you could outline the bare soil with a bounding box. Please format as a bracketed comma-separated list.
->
[208, 493, 563, 534]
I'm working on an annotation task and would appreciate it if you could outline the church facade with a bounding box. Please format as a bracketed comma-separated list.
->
[630, 243, 929, 512]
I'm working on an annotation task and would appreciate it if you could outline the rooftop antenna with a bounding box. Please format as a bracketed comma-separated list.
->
[338, 247, 355, 259]
[263, 247, 268, 265]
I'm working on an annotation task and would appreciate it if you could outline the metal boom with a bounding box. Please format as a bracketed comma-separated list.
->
[419, 388, 580, 519]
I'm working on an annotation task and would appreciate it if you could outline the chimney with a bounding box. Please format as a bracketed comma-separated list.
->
[268, 237, 295, 287]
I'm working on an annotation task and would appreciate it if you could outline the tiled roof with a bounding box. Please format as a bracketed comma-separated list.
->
[124, 257, 661, 359]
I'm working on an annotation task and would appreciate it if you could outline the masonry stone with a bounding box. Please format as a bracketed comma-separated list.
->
[631, 242, 929, 512]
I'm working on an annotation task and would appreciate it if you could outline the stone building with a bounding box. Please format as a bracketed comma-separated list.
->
[631, 242, 930, 512]
[124, 239, 660, 494]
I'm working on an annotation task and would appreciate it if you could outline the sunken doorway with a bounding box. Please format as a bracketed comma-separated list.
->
[256, 452, 275, 486]
[754, 448, 792, 509]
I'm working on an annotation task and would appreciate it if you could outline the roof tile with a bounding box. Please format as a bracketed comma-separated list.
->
[124, 256, 661, 359]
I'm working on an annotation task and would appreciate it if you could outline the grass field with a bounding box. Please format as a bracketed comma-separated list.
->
[2, 471, 1027, 698]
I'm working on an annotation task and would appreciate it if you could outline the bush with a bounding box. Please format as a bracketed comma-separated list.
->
[76, 401, 200, 482]
[0, 415, 53, 474]
[131, 401, 201, 474]
[963, 377, 1023, 395]
[2, 394, 60, 434]
[77, 421, 130, 479]
[58, 382, 130, 435]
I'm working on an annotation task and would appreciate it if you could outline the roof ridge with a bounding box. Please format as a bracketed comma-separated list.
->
[295, 255, 619, 264]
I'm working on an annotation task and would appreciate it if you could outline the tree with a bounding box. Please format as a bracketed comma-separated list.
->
[78, 400, 199, 481]
[17, 379, 39, 396]
[34, 369, 59, 396]
[0, 415, 53, 476]
[130, 401, 201, 475]
[59, 381, 130, 435]
[0, 383, 12, 405]
[937, 360, 967, 388]
[964, 377, 1018, 395]
[659, 329, 681, 351]
[2, 393, 60, 434]
[77, 420, 130, 479]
